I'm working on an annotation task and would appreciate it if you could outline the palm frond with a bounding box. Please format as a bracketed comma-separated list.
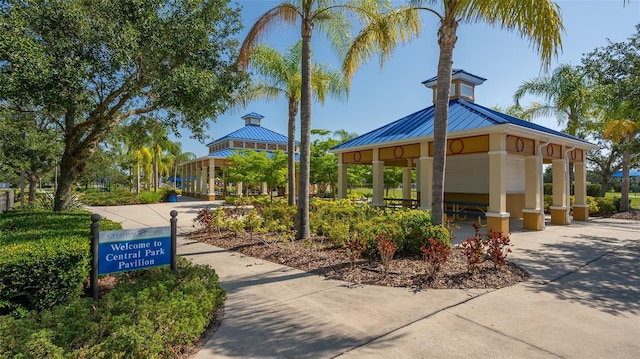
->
[458, 0, 563, 69]
[342, 5, 421, 85]
[237, 3, 300, 71]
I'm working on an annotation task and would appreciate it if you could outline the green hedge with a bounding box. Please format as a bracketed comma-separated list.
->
[0, 210, 121, 314]
[79, 189, 178, 206]
[0, 259, 225, 358]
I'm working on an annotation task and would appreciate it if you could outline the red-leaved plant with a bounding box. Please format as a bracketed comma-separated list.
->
[345, 236, 367, 270]
[376, 234, 397, 274]
[461, 223, 487, 272]
[420, 238, 452, 276]
[486, 230, 512, 269]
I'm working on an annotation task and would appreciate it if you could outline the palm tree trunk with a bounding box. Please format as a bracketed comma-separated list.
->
[288, 97, 298, 206]
[173, 164, 178, 189]
[431, 19, 458, 225]
[620, 147, 631, 212]
[136, 162, 141, 194]
[296, 18, 313, 240]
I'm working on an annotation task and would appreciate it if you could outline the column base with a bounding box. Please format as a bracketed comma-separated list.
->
[522, 209, 543, 231]
[205, 194, 216, 201]
[573, 204, 589, 221]
[485, 212, 510, 234]
[550, 206, 569, 225]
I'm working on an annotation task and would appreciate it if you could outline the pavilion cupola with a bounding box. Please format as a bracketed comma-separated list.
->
[422, 69, 486, 103]
[242, 112, 264, 126]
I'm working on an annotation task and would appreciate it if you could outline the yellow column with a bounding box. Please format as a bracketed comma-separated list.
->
[188, 163, 193, 194]
[208, 161, 216, 200]
[487, 133, 510, 234]
[195, 164, 202, 197]
[550, 158, 568, 224]
[237, 182, 243, 197]
[337, 155, 347, 199]
[523, 154, 543, 230]
[573, 161, 589, 221]
[261, 182, 268, 195]
[372, 149, 384, 207]
[402, 160, 412, 200]
[418, 142, 433, 210]
[183, 163, 189, 194]
[200, 164, 206, 197]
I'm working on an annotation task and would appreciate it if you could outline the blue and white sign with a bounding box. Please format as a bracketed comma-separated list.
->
[98, 227, 171, 275]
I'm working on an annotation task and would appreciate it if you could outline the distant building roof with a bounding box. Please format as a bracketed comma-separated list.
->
[331, 98, 592, 150]
[206, 125, 290, 146]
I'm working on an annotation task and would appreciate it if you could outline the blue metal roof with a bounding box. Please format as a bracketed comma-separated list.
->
[208, 149, 299, 161]
[332, 98, 591, 150]
[207, 125, 289, 146]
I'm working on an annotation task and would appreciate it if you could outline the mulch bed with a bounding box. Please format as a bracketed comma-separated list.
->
[188, 230, 530, 290]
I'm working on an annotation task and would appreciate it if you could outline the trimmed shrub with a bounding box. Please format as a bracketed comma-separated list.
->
[543, 183, 553, 195]
[586, 184, 601, 197]
[0, 258, 225, 358]
[0, 210, 121, 314]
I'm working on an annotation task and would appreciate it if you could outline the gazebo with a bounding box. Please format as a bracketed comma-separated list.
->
[330, 70, 598, 234]
[612, 169, 640, 195]
[180, 112, 298, 200]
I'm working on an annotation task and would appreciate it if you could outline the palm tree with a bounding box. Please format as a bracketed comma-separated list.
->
[603, 106, 639, 212]
[333, 129, 358, 143]
[344, 1, 563, 225]
[238, 0, 403, 239]
[239, 41, 347, 206]
[132, 146, 152, 194]
[167, 144, 195, 189]
[514, 64, 595, 138]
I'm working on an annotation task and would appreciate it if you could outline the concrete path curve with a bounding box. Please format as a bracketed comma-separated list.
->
[87, 198, 640, 359]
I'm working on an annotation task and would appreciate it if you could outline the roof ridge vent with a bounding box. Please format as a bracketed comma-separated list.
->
[422, 69, 486, 103]
[242, 112, 264, 126]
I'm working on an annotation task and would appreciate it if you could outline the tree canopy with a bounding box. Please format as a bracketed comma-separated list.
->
[0, 0, 247, 210]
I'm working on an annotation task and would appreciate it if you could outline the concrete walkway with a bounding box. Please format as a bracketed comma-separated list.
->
[87, 198, 640, 359]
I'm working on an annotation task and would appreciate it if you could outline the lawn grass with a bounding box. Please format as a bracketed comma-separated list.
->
[604, 191, 640, 210]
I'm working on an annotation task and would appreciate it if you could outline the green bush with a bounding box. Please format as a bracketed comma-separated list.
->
[260, 201, 296, 232]
[0, 210, 121, 314]
[544, 195, 553, 213]
[543, 183, 553, 195]
[138, 191, 162, 204]
[586, 184, 601, 197]
[586, 196, 599, 214]
[592, 197, 616, 215]
[0, 258, 225, 358]
[79, 191, 139, 206]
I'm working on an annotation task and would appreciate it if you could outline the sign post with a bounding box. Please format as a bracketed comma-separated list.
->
[90, 212, 177, 300]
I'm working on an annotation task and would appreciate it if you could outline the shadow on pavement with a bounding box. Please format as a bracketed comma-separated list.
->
[516, 234, 639, 316]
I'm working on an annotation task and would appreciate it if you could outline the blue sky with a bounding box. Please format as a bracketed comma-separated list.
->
[175, 0, 640, 157]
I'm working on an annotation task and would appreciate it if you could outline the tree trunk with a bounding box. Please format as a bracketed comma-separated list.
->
[296, 18, 313, 240]
[431, 19, 458, 225]
[54, 149, 90, 211]
[620, 147, 631, 212]
[28, 174, 38, 207]
[288, 97, 298, 206]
